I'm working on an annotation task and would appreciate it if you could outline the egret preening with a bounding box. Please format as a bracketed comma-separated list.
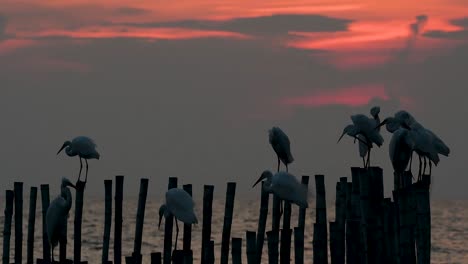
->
[269, 127, 294, 172]
[338, 113, 384, 168]
[46, 178, 76, 262]
[57, 136, 100, 185]
[357, 106, 381, 167]
[252, 170, 308, 208]
[159, 188, 198, 249]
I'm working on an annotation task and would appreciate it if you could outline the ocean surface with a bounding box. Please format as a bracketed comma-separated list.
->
[0, 198, 467, 263]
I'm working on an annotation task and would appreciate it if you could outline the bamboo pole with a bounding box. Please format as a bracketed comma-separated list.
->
[246, 231, 257, 264]
[40, 184, 51, 262]
[102, 180, 112, 264]
[201, 185, 214, 264]
[231, 238, 242, 264]
[74, 180, 86, 264]
[114, 175, 124, 264]
[256, 182, 269, 264]
[280, 201, 291, 264]
[3, 190, 14, 264]
[14, 182, 23, 264]
[183, 184, 193, 253]
[221, 182, 236, 264]
[266, 231, 279, 264]
[313, 175, 328, 264]
[151, 253, 162, 264]
[163, 177, 178, 264]
[27, 187, 37, 264]
[293, 227, 303, 264]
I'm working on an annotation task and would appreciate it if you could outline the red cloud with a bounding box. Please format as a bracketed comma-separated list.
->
[281, 84, 389, 107]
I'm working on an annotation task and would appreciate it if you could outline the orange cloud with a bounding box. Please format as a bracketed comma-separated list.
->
[281, 84, 389, 107]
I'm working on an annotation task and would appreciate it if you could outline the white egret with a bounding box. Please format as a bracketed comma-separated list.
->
[269, 127, 294, 172]
[338, 113, 384, 168]
[57, 136, 100, 184]
[357, 106, 381, 167]
[159, 188, 198, 249]
[252, 170, 308, 208]
[389, 128, 413, 187]
[46, 178, 76, 262]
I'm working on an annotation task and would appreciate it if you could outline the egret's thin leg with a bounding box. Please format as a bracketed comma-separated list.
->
[78, 157, 83, 182]
[175, 217, 179, 250]
[85, 159, 89, 183]
[367, 147, 371, 169]
[277, 157, 280, 172]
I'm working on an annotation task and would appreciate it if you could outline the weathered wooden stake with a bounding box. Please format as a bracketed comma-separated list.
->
[3, 190, 14, 264]
[102, 180, 113, 264]
[27, 187, 37, 264]
[207, 240, 215, 264]
[246, 231, 257, 264]
[172, 250, 184, 264]
[231, 238, 242, 264]
[329, 222, 338, 264]
[14, 182, 23, 264]
[333, 178, 347, 264]
[183, 184, 193, 253]
[201, 185, 214, 264]
[415, 175, 431, 264]
[74, 180, 86, 264]
[298, 176, 309, 230]
[313, 175, 327, 264]
[272, 195, 281, 232]
[114, 175, 124, 264]
[358, 168, 370, 264]
[151, 252, 161, 264]
[220, 182, 236, 264]
[293, 227, 304, 264]
[131, 178, 149, 264]
[266, 231, 279, 264]
[280, 201, 292, 264]
[256, 182, 269, 264]
[163, 177, 178, 264]
[40, 184, 51, 262]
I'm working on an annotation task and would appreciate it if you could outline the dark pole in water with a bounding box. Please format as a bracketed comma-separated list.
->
[163, 177, 178, 264]
[329, 222, 338, 264]
[415, 174, 431, 264]
[256, 181, 269, 264]
[132, 178, 149, 264]
[40, 184, 51, 263]
[102, 180, 113, 264]
[3, 190, 14, 264]
[358, 168, 370, 264]
[27, 187, 37, 264]
[298, 176, 309, 230]
[14, 182, 23, 264]
[280, 202, 291, 264]
[220, 182, 236, 264]
[246, 231, 257, 264]
[231, 237, 242, 264]
[201, 185, 214, 264]
[313, 175, 328, 264]
[182, 184, 193, 264]
[293, 227, 304, 264]
[74, 181, 86, 264]
[114, 175, 124, 264]
[334, 177, 347, 264]
[266, 231, 279, 264]
[151, 253, 162, 264]
[270, 194, 281, 264]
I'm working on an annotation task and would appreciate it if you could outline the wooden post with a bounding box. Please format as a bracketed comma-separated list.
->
[201, 185, 214, 264]
[220, 182, 236, 264]
[272, 195, 281, 232]
[334, 177, 347, 264]
[40, 184, 51, 262]
[382, 198, 397, 264]
[256, 182, 269, 264]
[206, 240, 215, 264]
[114, 175, 124, 264]
[358, 168, 370, 264]
[329, 222, 338, 264]
[14, 182, 23, 264]
[369, 167, 384, 263]
[183, 184, 193, 253]
[266, 231, 279, 264]
[3, 190, 14, 264]
[163, 177, 178, 264]
[27, 187, 37, 264]
[347, 168, 362, 264]
[280, 201, 291, 264]
[390, 200, 400, 264]
[231, 238, 242, 264]
[298, 176, 309, 230]
[74, 180, 86, 264]
[172, 250, 184, 264]
[293, 227, 303, 264]
[151, 253, 162, 264]
[131, 178, 149, 264]
[313, 175, 327, 264]
[102, 180, 113, 264]
[415, 175, 431, 264]
[246, 231, 257, 264]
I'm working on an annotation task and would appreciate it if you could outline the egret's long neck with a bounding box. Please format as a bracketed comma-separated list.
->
[61, 187, 73, 211]
[374, 114, 381, 132]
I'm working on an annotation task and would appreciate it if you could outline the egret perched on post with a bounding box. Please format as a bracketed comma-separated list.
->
[159, 188, 198, 249]
[46, 178, 76, 262]
[269, 127, 294, 172]
[338, 113, 384, 168]
[252, 170, 308, 208]
[57, 136, 100, 185]
[389, 128, 414, 187]
[357, 106, 381, 167]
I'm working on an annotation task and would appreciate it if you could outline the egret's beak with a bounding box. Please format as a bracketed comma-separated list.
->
[375, 118, 389, 130]
[57, 143, 67, 155]
[158, 214, 163, 230]
[252, 173, 267, 188]
[337, 132, 346, 143]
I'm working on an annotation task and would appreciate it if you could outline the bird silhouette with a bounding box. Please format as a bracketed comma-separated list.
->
[57, 136, 100, 186]
[269, 127, 294, 172]
[46, 178, 76, 263]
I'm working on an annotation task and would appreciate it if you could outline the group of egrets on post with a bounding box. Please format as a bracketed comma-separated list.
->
[46, 108, 449, 260]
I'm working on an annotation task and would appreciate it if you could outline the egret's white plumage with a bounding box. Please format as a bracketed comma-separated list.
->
[57, 136, 100, 183]
[253, 170, 308, 208]
[358, 106, 381, 167]
[46, 178, 76, 262]
[269, 127, 294, 172]
[389, 128, 413, 176]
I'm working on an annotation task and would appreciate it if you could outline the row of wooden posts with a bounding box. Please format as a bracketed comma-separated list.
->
[2, 167, 431, 264]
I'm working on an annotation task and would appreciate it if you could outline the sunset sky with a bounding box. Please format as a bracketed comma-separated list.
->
[1, 0, 467, 199]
